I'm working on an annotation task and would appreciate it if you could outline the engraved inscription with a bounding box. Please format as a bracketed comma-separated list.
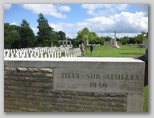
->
[54, 61, 144, 93]
[61, 72, 141, 81]
[59, 72, 141, 90]
[62, 73, 80, 79]
[90, 82, 107, 88]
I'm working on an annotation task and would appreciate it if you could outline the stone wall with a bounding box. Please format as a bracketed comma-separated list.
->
[4, 58, 144, 112]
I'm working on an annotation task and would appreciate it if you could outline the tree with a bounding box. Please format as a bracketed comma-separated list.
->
[104, 36, 112, 41]
[37, 13, 54, 46]
[75, 27, 105, 47]
[19, 19, 35, 48]
[98, 37, 105, 45]
[128, 37, 136, 44]
[58, 31, 66, 40]
[88, 32, 98, 44]
[76, 27, 90, 45]
[4, 23, 21, 49]
[135, 33, 145, 44]
[120, 36, 130, 45]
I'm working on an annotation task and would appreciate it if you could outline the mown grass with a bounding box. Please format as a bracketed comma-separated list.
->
[143, 86, 148, 112]
[83, 45, 145, 57]
[82, 45, 148, 112]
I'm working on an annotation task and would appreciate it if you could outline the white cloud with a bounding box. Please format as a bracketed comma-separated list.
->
[97, 33, 139, 38]
[112, 12, 148, 33]
[4, 4, 12, 10]
[85, 16, 115, 32]
[82, 4, 127, 17]
[58, 6, 71, 12]
[49, 22, 74, 37]
[76, 11, 148, 34]
[31, 27, 38, 35]
[10, 22, 17, 25]
[117, 33, 140, 38]
[50, 23, 63, 31]
[49, 11, 148, 38]
[82, 4, 103, 10]
[115, 4, 127, 11]
[22, 4, 71, 18]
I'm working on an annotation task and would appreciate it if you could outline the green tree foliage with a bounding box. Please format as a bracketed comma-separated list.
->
[50, 31, 59, 46]
[4, 20, 36, 49]
[120, 36, 130, 45]
[19, 19, 35, 48]
[37, 13, 54, 46]
[71, 38, 80, 48]
[58, 31, 66, 40]
[98, 37, 105, 45]
[129, 37, 136, 44]
[76, 27, 89, 44]
[104, 36, 112, 41]
[88, 32, 97, 44]
[4, 23, 21, 49]
[120, 32, 148, 45]
[134, 33, 145, 44]
[75, 27, 105, 47]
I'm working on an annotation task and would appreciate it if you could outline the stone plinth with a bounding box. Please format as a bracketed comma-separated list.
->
[4, 57, 145, 112]
[112, 39, 120, 48]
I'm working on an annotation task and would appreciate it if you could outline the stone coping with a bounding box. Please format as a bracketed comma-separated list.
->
[4, 57, 144, 63]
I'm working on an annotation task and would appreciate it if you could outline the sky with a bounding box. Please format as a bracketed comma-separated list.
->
[4, 4, 148, 39]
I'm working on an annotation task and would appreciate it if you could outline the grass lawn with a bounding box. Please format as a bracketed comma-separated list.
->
[83, 45, 145, 57]
[143, 86, 148, 112]
[82, 45, 148, 112]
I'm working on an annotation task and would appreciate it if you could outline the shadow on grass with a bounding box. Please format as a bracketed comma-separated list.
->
[120, 53, 144, 55]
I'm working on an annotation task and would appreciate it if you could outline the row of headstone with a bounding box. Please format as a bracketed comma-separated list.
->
[65, 48, 81, 57]
[4, 47, 81, 59]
